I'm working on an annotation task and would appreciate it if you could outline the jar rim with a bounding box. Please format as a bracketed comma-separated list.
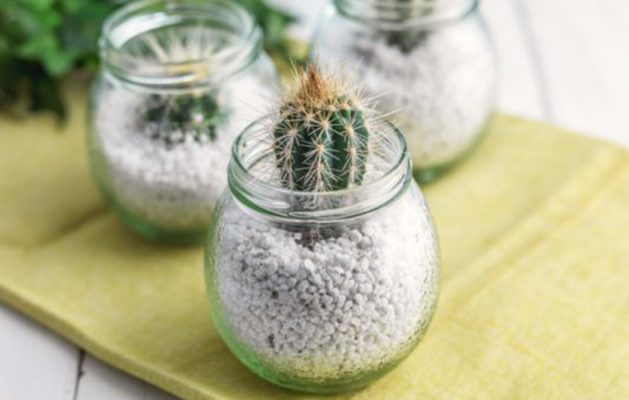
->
[334, 0, 479, 30]
[99, 0, 262, 89]
[228, 116, 412, 223]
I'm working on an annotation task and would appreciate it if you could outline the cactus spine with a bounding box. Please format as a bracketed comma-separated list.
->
[135, 25, 229, 144]
[384, 0, 430, 52]
[272, 65, 371, 192]
[145, 93, 226, 144]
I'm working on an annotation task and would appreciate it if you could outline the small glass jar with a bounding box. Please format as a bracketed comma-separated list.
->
[88, 0, 277, 243]
[205, 117, 440, 393]
[312, 0, 496, 182]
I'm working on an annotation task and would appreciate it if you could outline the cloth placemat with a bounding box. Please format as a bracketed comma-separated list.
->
[1, 81, 627, 399]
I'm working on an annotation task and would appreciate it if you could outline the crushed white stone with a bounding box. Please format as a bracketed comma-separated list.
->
[319, 17, 496, 170]
[93, 74, 270, 232]
[214, 188, 439, 379]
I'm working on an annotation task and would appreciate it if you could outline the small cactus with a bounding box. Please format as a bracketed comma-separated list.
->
[144, 93, 227, 144]
[131, 25, 230, 144]
[272, 65, 372, 192]
[384, 0, 429, 52]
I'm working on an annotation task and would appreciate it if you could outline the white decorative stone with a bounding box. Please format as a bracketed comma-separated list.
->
[92, 73, 270, 232]
[213, 187, 439, 380]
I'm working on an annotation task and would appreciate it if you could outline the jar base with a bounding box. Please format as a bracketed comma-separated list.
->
[110, 201, 207, 245]
[413, 117, 493, 184]
[213, 322, 415, 395]
[234, 352, 404, 395]
[414, 165, 448, 184]
[414, 158, 462, 183]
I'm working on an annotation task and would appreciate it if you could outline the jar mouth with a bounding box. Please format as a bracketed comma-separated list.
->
[100, 0, 262, 89]
[228, 116, 412, 223]
[334, 0, 479, 30]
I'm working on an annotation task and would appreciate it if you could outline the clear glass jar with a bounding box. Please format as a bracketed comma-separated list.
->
[312, 0, 496, 182]
[88, 0, 277, 243]
[205, 117, 440, 393]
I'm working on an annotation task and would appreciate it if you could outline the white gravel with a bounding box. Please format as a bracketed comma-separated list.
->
[214, 186, 439, 380]
[318, 16, 496, 170]
[92, 74, 270, 232]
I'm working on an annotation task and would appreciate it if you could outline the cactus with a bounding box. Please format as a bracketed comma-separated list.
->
[144, 93, 227, 144]
[132, 25, 232, 144]
[384, 0, 430, 53]
[272, 65, 371, 192]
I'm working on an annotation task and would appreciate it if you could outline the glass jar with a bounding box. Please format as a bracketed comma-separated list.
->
[88, 0, 277, 243]
[312, 0, 497, 182]
[205, 117, 440, 393]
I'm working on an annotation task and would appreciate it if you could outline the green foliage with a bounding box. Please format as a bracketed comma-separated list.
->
[273, 66, 370, 193]
[384, 0, 428, 52]
[0, 0, 122, 119]
[0, 0, 298, 120]
[237, 0, 299, 64]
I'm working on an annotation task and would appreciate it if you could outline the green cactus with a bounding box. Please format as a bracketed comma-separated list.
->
[272, 65, 371, 193]
[384, 0, 430, 53]
[144, 93, 227, 144]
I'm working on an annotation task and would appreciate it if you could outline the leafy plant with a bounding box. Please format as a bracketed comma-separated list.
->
[237, 0, 299, 65]
[0, 0, 122, 119]
[0, 0, 298, 120]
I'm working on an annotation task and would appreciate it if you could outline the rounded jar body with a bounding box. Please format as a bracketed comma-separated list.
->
[312, 0, 497, 182]
[205, 120, 440, 393]
[88, 0, 277, 243]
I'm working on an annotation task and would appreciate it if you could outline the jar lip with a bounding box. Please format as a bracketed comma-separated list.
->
[334, 0, 479, 30]
[100, 0, 262, 88]
[228, 116, 412, 222]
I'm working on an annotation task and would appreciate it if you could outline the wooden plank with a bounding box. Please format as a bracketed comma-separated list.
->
[524, 0, 629, 145]
[0, 303, 80, 400]
[481, 0, 546, 119]
[75, 355, 178, 400]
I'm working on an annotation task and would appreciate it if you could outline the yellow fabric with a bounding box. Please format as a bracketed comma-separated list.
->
[0, 81, 627, 399]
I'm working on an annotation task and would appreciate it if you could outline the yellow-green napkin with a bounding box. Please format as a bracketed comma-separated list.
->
[1, 81, 627, 399]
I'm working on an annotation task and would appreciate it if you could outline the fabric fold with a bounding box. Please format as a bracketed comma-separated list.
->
[0, 86, 627, 399]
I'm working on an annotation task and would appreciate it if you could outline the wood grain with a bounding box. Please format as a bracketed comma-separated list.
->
[524, 0, 629, 145]
[0, 304, 80, 400]
[75, 356, 177, 400]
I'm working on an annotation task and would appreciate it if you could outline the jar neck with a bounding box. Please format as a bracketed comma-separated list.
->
[334, 0, 479, 29]
[99, 0, 262, 90]
[228, 117, 412, 224]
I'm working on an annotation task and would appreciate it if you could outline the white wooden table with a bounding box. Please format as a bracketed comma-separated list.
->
[1, 1, 628, 398]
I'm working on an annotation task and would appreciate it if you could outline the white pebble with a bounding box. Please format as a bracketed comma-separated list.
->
[318, 17, 495, 169]
[214, 188, 439, 380]
[93, 73, 271, 232]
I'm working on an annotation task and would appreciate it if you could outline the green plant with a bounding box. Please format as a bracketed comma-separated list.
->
[0, 0, 121, 119]
[0, 0, 298, 120]
[384, 0, 429, 52]
[144, 93, 227, 144]
[272, 65, 371, 192]
[237, 0, 298, 65]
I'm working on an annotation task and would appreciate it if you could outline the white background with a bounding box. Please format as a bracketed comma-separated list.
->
[1, 0, 628, 398]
